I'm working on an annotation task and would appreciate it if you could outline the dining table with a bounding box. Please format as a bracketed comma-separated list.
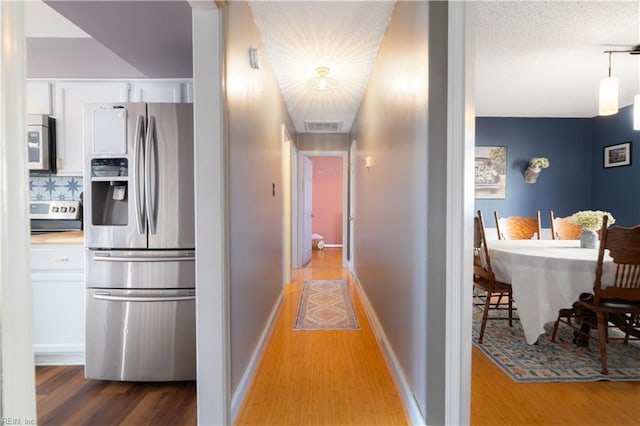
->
[487, 239, 614, 344]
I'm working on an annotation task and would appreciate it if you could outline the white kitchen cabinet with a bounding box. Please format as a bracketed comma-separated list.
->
[130, 81, 186, 103]
[55, 81, 129, 175]
[31, 244, 85, 365]
[26, 81, 53, 115]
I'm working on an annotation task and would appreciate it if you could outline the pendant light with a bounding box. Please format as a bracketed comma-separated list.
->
[599, 51, 619, 116]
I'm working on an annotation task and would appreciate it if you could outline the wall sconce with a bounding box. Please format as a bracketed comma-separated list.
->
[309, 66, 337, 94]
[524, 157, 549, 184]
[365, 155, 375, 170]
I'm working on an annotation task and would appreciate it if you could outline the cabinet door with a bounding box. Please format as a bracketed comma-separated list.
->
[55, 82, 129, 175]
[31, 245, 85, 364]
[131, 81, 183, 103]
[27, 81, 53, 115]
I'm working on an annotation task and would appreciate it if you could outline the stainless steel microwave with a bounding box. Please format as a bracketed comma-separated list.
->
[27, 114, 56, 173]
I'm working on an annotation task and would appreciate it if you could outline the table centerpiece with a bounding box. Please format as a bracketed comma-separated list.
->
[568, 210, 615, 248]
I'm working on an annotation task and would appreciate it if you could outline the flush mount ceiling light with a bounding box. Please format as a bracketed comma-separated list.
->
[309, 66, 337, 94]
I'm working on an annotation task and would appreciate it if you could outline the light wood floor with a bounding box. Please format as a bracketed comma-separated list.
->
[35, 247, 640, 425]
[234, 248, 411, 425]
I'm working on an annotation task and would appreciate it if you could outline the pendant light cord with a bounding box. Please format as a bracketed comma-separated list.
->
[608, 51, 613, 78]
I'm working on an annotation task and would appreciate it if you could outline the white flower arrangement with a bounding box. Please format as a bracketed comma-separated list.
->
[568, 210, 616, 231]
[529, 157, 550, 169]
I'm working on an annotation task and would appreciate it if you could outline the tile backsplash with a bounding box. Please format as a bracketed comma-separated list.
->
[29, 175, 83, 201]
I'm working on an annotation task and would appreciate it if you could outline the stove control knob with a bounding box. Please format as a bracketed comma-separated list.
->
[52, 207, 59, 213]
[60, 207, 68, 213]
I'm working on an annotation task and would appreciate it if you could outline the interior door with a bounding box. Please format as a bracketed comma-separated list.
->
[302, 156, 313, 266]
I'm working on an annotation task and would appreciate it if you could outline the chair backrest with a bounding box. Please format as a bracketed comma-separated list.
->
[550, 210, 583, 240]
[494, 210, 542, 240]
[594, 215, 640, 303]
[474, 211, 496, 285]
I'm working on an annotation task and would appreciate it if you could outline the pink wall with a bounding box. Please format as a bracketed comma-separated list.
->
[311, 156, 343, 245]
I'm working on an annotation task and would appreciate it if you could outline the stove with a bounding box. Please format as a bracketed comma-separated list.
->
[30, 200, 83, 234]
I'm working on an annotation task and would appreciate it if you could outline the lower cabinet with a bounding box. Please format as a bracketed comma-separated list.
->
[31, 245, 85, 365]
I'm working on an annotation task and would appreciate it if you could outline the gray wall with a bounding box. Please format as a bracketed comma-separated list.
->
[225, 1, 296, 393]
[297, 133, 350, 151]
[351, 2, 448, 422]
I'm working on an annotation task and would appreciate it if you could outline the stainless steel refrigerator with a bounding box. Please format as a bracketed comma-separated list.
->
[83, 102, 195, 381]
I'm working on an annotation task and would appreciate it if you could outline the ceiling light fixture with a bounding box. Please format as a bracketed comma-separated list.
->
[599, 51, 619, 116]
[309, 66, 337, 94]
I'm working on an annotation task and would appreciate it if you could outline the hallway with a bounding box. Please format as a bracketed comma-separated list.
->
[234, 248, 410, 425]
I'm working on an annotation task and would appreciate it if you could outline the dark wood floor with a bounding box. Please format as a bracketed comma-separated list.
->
[36, 366, 196, 425]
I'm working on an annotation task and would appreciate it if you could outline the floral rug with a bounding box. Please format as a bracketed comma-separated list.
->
[294, 280, 360, 330]
[472, 307, 640, 382]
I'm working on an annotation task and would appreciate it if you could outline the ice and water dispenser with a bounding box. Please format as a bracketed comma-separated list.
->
[90, 158, 129, 226]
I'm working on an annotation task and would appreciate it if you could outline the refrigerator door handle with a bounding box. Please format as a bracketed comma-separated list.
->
[134, 115, 146, 234]
[93, 253, 195, 262]
[145, 116, 157, 235]
[92, 294, 195, 302]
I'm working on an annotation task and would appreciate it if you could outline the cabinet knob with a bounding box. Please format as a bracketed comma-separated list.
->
[53, 257, 69, 263]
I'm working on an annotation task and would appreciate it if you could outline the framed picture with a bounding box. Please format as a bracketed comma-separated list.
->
[603, 142, 631, 168]
[475, 146, 506, 199]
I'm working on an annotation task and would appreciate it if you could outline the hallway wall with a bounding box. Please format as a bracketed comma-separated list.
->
[225, 1, 296, 394]
[351, 1, 445, 422]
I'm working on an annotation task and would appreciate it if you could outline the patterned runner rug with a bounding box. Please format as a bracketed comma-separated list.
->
[294, 279, 360, 330]
[473, 307, 640, 382]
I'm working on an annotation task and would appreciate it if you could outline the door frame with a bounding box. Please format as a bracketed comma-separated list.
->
[294, 150, 349, 268]
[281, 124, 293, 284]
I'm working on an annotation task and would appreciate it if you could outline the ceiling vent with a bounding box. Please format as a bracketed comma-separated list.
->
[304, 120, 343, 133]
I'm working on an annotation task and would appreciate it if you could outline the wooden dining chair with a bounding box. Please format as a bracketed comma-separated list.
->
[494, 210, 542, 240]
[473, 210, 517, 343]
[550, 216, 640, 374]
[550, 210, 582, 240]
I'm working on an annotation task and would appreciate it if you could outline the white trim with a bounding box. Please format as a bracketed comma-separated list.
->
[34, 346, 85, 366]
[230, 291, 284, 422]
[297, 150, 349, 267]
[0, 2, 37, 419]
[281, 124, 293, 285]
[352, 275, 425, 425]
[445, 3, 474, 425]
[192, 5, 230, 426]
[323, 244, 343, 248]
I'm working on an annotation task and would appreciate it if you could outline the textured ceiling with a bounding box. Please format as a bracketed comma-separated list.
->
[249, 1, 395, 133]
[475, 1, 640, 117]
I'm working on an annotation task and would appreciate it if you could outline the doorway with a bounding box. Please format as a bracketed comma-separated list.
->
[292, 150, 349, 269]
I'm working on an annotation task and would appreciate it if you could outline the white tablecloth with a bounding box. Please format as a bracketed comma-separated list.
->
[487, 240, 613, 344]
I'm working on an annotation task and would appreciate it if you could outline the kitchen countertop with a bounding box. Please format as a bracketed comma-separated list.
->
[31, 231, 84, 245]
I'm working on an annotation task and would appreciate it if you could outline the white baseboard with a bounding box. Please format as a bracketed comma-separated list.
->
[230, 290, 284, 423]
[34, 344, 85, 366]
[323, 243, 343, 248]
[351, 274, 425, 425]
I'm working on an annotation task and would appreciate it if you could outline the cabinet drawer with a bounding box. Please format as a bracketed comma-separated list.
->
[31, 246, 84, 271]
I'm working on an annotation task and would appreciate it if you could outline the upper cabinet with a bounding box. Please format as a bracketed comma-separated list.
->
[55, 81, 130, 175]
[27, 81, 53, 115]
[131, 81, 184, 102]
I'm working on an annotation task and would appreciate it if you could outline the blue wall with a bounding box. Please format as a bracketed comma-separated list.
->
[475, 117, 592, 227]
[591, 105, 640, 226]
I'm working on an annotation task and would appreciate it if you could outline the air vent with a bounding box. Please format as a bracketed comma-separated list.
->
[304, 120, 343, 133]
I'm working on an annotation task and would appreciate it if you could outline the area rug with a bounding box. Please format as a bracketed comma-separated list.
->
[294, 280, 360, 330]
[472, 307, 640, 382]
